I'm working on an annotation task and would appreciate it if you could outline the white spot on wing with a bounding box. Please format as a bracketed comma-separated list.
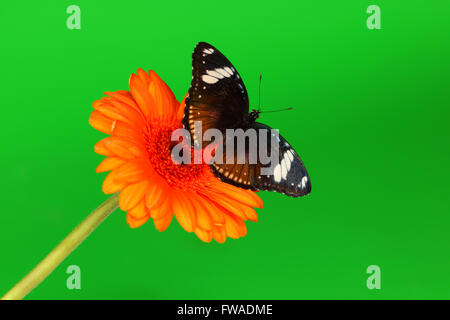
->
[206, 70, 224, 79]
[287, 150, 294, 161]
[301, 176, 308, 189]
[274, 164, 281, 183]
[202, 75, 218, 84]
[224, 66, 233, 75]
[215, 68, 231, 77]
[284, 153, 291, 170]
[281, 159, 287, 180]
[203, 48, 214, 54]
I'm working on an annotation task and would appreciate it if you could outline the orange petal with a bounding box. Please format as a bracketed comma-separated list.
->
[94, 139, 111, 156]
[112, 121, 144, 143]
[224, 214, 246, 239]
[137, 68, 151, 87]
[194, 227, 212, 243]
[148, 82, 163, 116]
[150, 197, 171, 219]
[204, 191, 248, 221]
[149, 70, 178, 117]
[102, 137, 143, 159]
[210, 181, 263, 208]
[93, 98, 135, 126]
[190, 194, 213, 231]
[105, 90, 142, 116]
[148, 71, 169, 118]
[241, 206, 258, 222]
[248, 191, 263, 209]
[208, 189, 258, 222]
[114, 161, 145, 183]
[212, 225, 226, 243]
[173, 192, 196, 233]
[127, 213, 150, 228]
[89, 111, 114, 135]
[107, 97, 146, 128]
[145, 178, 167, 211]
[102, 170, 127, 194]
[128, 199, 148, 219]
[153, 213, 173, 232]
[129, 73, 155, 120]
[96, 157, 126, 173]
[196, 193, 225, 225]
[177, 94, 188, 122]
[238, 218, 247, 237]
[119, 180, 149, 211]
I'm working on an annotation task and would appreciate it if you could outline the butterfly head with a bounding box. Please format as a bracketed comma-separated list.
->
[248, 109, 260, 123]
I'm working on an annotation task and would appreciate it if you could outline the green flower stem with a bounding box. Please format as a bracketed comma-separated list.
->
[1, 192, 120, 300]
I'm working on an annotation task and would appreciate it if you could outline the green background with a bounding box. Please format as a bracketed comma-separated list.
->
[0, 1, 449, 299]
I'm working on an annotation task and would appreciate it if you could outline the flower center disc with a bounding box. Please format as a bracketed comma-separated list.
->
[145, 124, 211, 190]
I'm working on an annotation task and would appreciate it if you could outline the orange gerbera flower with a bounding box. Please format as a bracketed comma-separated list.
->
[89, 69, 263, 242]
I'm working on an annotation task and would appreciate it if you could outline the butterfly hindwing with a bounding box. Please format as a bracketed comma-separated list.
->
[250, 123, 311, 197]
[211, 123, 311, 197]
[210, 131, 257, 190]
[183, 42, 249, 148]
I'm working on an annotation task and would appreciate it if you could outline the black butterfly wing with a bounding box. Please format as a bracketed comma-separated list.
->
[211, 122, 311, 197]
[183, 42, 249, 149]
[251, 123, 311, 197]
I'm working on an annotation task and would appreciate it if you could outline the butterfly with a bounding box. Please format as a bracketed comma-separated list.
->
[182, 42, 311, 197]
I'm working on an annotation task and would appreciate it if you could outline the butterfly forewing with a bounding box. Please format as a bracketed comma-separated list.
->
[183, 42, 249, 149]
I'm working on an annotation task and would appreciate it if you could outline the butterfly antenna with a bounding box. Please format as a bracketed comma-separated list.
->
[260, 107, 294, 113]
[258, 74, 262, 112]
[256, 75, 293, 114]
